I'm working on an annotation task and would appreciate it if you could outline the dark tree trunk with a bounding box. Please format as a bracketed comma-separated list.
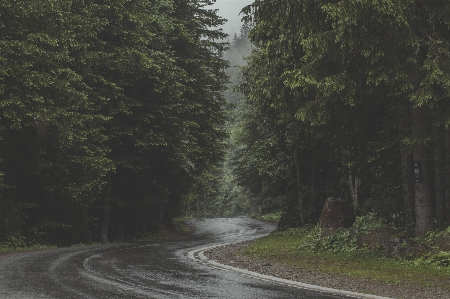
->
[434, 126, 446, 227]
[348, 171, 361, 216]
[80, 205, 90, 243]
[445, 128, 450, 225]
[203, 195, 207, 219]
[117, 215, 124, 242]
[101, 182, 111, 244]
[159, 204, 164, 224]
[411, 107, 433, 237]
[196, 198, 200, 219]
[294, 144, 305, 225]
[307, 147, 316, 221]
[398, 99, 414, 224]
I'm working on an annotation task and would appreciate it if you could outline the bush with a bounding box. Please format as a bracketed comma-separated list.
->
[270, 227, 307, 236]
[416, 251, 450, 267]
[252, 211, 282, 223]
[298, 226, 360, 253]
[298, 213, 386, 253]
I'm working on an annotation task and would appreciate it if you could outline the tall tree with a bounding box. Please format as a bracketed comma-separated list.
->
[239, 0, 450, 236]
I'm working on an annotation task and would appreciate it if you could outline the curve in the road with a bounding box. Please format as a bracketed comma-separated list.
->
[83, 244, 181, 298]
[0, 218, 382, 299]
[188, 243, 393, 299]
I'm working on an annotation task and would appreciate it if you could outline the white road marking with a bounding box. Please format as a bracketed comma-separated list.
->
[187, 244, 394, 299]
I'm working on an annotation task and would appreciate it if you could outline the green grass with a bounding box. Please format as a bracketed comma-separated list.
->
[240, 234, 450, 290]
[0, 243, 56, 255]
[252, 211, 281, 223]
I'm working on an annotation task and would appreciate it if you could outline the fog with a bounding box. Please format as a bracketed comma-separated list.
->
[209, 0, 254, 36]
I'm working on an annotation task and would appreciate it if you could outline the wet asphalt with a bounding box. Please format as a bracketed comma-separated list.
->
[0, 217, 346, 298]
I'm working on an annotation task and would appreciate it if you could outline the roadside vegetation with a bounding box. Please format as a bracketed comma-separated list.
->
[0, 242, 56, 255]
[240, 214, 450, 290]
[251, 212, 282, 223]
[208, 3, 450, 290]
[0, 217, 193, 255]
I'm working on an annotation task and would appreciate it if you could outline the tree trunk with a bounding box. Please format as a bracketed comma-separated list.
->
[294, 144, 305, 225]
[348, 171, 361, 216]
[100, 182, 111, 244]
[196, 198, 200, 219]
[159, 204, 164, 224]
[117, 215, 124, 242]
[412, 106, 433, 237]
[445, 128, 450, 225]
[434, 126, 446, 227]
[307, 146, 316, 221]
[398, 98, 414, 224]
[203, 195, 207, 219]
[80, 205, 90, 243]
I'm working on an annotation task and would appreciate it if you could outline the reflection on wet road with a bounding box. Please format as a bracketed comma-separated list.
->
[0, 218, 346, 298]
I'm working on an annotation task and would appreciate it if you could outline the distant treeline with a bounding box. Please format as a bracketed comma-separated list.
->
[223, 0, 450, 237]
[0, 0, 228, 246]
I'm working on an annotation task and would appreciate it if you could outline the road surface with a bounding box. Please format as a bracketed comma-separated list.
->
[0, 218, 346, 298]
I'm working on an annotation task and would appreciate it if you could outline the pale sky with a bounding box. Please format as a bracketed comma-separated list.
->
[208, 0, 254, 37]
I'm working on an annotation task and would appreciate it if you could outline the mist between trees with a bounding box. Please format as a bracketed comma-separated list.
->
[210, 0, 450, 238]
[2, 0, 450, 249]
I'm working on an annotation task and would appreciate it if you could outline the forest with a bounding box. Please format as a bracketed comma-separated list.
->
[1, 0, 450, 249]
[0, 0, 228, 246]
[213, 0, 450, 238]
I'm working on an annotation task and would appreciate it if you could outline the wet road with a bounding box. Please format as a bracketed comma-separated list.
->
[0, 218, 346, 298]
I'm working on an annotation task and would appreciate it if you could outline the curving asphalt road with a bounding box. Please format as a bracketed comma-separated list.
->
[0, 218, 348, 299]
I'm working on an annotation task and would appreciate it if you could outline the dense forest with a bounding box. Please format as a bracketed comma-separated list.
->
[217, 0, 450, 238]
[0, 0, 228, 246]
[2, 0, 450, 248]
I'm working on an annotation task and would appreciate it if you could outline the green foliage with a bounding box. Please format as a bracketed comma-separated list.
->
[254, 211, 282, 223]
[416, 251, 450, 268]
[353, 213, 386, 234]
[411, 226, 450, 268]
[5, 233, 27, 249]
[232, 0, 450, 234]
[298, 213, 385, 253]
[241, 234, 450, 289]
[419, 228, 447, 246]
[0, 0, 228, 245]
[271, 227, 307, 237]
[172, 217, 192, 234]
[0, 243, 56, 254]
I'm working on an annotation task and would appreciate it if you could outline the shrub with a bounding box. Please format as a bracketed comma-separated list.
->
[298, 213, 386, 253]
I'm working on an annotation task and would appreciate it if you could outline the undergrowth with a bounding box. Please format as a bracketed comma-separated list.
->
[298, 213, 386, 253]
[240, 213, 450, 289]
[252, 211, 281, 223]
[0, 235, 56, 254]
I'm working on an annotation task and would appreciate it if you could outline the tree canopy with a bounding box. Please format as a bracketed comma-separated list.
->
[229, 0, 450, 236]
[0, 0, 228, 245]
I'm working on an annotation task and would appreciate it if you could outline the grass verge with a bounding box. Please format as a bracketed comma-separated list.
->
[0, 243, 56, 255]
[251, 211, 281, 223]
[240, 234, 450, 290]
[1, 217, 193, 254]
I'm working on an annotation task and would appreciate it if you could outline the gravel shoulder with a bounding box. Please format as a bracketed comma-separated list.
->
[205, 241, 450, 299]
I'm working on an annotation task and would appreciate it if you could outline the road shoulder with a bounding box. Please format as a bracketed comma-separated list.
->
[191, 240, 449, 299]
